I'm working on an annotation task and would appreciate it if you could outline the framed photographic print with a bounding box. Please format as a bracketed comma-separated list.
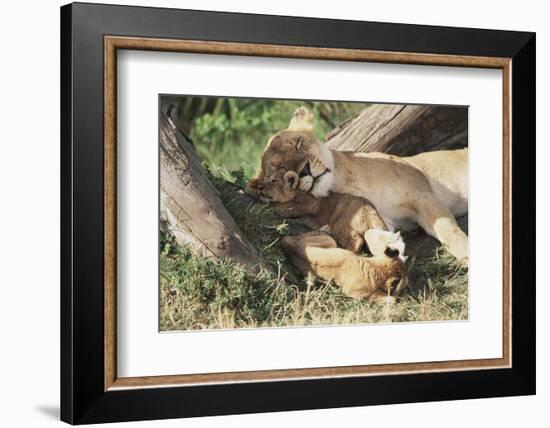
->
[60, 2, 536, 424]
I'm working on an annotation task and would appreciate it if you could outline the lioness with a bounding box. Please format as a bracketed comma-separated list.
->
[281, 231, 407, 302]
[248, 107, 469, 264]
[255, 168, 406, 260]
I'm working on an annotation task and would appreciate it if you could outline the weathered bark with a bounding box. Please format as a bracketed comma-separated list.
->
[160, 100, 262, 274]
[326, 104, 468, 155]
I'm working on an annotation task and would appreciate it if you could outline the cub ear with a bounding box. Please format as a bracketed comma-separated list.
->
[283, 171, 300, 190]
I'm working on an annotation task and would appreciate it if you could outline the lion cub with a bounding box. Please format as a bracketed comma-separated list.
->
[255, 168, 407, 261]
[281, 231, 407, 302]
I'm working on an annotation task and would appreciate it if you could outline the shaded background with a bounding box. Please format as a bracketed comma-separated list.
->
[172, 96, 366, 178]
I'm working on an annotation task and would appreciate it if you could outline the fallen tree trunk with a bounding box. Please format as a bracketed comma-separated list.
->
[326, 104, 468, 155]
[159, 100, 262, 274]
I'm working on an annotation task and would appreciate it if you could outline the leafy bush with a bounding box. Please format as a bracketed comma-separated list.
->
[179, 97, 365, 179]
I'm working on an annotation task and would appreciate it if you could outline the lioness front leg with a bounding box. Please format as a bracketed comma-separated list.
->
[416, 196, 469, 265]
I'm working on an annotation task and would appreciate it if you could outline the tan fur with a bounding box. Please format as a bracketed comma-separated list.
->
[247, 107, 469, 265]
[254, 169, 393, 256]
[280, 231, 407, 301]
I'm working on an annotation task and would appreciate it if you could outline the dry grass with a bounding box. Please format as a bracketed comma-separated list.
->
[160, 241, 467, 331]
[159, 174, 468, 331]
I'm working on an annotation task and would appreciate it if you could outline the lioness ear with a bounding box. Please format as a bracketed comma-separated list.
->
[290, 135, 304, 150]
[284, 171, 299, 190]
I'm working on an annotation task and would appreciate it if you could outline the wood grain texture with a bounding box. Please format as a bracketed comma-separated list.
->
[106, 36, 510, 68]
[104, 37, 117, 391]
[326, 104, 468, 155]
[111, 357, 507, 389]
[103, 36, 512, 390]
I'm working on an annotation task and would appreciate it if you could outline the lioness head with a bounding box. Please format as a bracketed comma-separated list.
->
[246, 107, 334, 198]
[260, 131, 315, 180]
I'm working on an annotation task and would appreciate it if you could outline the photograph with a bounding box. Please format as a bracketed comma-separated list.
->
[54, 2, 536, 424]
[159, 95, 469, 331]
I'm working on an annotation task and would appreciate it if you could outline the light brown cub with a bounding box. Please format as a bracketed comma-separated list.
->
[250, 168, 406, 260]
[280, 231, 407, 302]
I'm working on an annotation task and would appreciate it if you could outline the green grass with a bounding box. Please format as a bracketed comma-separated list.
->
[160, 173, 468, 331]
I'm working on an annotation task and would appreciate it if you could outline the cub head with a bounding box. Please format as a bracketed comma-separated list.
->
[253, 170, 301, 203]
[380, 260, 408, 303]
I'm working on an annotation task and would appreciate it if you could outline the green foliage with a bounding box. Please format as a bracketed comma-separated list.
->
[180, 97, 365, 179]
[160, 234, 298, 329]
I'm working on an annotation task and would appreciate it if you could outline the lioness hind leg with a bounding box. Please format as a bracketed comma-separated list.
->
[416, 197, 469, 265]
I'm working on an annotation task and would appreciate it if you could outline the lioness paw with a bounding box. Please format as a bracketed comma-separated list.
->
[309, 157, 328, 176]
[364, 229, 408, 262]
